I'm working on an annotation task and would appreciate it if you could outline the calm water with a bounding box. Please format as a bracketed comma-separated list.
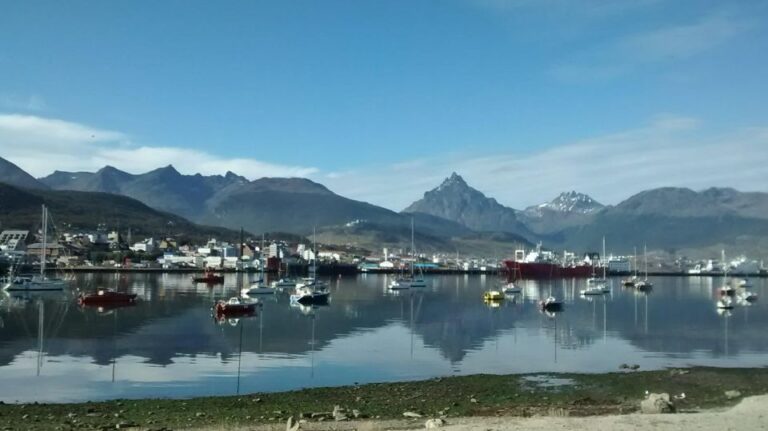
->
[0, 273, 766, 403]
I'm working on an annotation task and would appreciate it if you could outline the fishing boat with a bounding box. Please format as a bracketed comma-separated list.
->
[78, 289, 137, 305]
[389, 219, 428, 290]
[192, 269, 224, 284]
[214, 297, 258, 317]
[4, 206, 69, 292]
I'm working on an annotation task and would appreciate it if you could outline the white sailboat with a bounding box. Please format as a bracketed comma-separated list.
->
[242, 235, 276, 296]
[291, 228, 330, 304]
[4, 205, 68, 292]
[389, 219, 427, 290]
[634, 245, 653, 291]
[582, 237, 609, 296]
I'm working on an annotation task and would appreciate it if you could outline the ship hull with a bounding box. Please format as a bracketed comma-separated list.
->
[504, 260, 594, 279]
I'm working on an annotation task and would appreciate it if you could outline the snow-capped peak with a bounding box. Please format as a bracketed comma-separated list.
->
[542, 191, 603, 213]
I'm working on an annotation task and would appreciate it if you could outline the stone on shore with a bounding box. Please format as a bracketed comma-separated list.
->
[640, 393, 675, 414]
[425, 418, 446, 428]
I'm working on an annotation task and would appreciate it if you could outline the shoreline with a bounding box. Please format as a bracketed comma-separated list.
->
[11, 266, 768, 277]
[1, 367, 767, 430]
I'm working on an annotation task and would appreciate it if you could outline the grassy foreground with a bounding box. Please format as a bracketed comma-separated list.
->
[1, 367, 767, 430]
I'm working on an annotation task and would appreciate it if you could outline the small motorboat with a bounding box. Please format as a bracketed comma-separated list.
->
[622, 276, 638, 287]
[214, 297, 258, 317]
[241, 280, 276, 295]
[580, 286, 605, 296]
[78, 289, 137, 305]
[739, 291, 758, 302]
[389, 277, 427, 290]
[483, 290, 504, 301]
[502, 282, 522, 294]
[192, 270, 225, 284]
[271, 278, 297, 289]
[635, 280, 653, 291]
[539, 296, 563, 311]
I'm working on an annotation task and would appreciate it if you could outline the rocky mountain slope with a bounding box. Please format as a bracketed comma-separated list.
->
[403, 173, 533, 239]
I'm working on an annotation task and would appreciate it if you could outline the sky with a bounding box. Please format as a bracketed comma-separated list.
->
[1, 0, 767, 210]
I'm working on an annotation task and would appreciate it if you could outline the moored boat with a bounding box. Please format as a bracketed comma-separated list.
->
[483, 290, 504, 301]
[539, 296, 563, 311]
[192, 269, 224, 284]
[78, 289, 137, 305]
[290, 285, 330, 305]
[214, 297, 258, 317]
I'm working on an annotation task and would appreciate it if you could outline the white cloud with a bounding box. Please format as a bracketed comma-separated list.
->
[550, 11, 754, 82]
[318, 115, 768, 210]
[0, 114, 317, 179]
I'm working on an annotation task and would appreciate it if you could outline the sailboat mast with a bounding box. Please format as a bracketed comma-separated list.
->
[602, 236, 606, 280]
[260, 234, 265, 281]
[644, 244, 648, 279]
[41, 205, 47, 277]
[633, 247, 637, 277]
[411, 218, 415, 278]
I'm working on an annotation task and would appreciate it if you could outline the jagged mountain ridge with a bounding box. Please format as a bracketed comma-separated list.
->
[0, 157, 49, 190]
[519, 191, 604, 235]
[402, 173, 534, 239]
[1, 156, 765, 255]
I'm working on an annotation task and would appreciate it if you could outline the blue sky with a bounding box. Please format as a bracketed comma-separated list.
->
[1, 0, 767, 209]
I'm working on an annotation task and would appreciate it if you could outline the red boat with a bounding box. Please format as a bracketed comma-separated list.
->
[504, 260, 594, 279]
[78, 289, 138, 305]
[214, 297, 257, 318]
[193, 270, 225, 284]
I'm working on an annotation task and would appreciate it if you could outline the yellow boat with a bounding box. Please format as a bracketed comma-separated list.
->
[483, 290, 504, 301]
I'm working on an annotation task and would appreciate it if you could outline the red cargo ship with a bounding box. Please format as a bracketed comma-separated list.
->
[503, 260, 594, 279]
[503, 243, 594, 279]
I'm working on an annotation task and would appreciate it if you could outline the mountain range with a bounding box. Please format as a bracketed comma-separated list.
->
[1, 156, 767, 258]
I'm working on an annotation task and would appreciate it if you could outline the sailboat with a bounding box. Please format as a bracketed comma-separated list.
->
[581, 237, 609, 295]
[5, 205, 68, 292]
[634, 245, 653, 291]
[718, 251, 736, 297]
[242, 236, 276, 296]
[291, 228, 330, 305]
[389, 219, 427, 290]
[622, 247, 639, 287]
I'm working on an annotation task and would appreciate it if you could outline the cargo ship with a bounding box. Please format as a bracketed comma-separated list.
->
[503, 243, 594, 279]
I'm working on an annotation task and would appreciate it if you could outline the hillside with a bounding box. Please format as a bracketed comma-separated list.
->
[0, 183, 244, 243]
[0, 158, 48, 190]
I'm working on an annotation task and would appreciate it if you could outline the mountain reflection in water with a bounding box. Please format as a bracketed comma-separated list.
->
[0, 273, 765, 402]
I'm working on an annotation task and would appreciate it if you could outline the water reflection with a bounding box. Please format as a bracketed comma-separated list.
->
[0, 274, 766, 402]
